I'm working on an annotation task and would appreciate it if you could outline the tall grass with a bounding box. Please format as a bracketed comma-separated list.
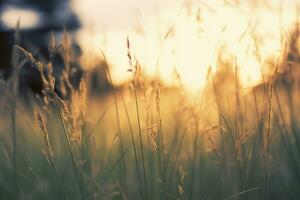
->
[1, 23, 300, 200]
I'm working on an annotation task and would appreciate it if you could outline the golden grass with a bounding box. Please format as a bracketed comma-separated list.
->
[1, 11, 300, 200]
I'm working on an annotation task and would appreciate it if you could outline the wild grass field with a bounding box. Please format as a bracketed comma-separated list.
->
[1, 1, 300, 200]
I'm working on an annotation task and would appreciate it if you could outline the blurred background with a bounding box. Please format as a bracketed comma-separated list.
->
[0, 0, 299, 94]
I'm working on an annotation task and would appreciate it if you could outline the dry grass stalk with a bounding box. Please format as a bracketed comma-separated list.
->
[34, 108, 64, 199]
[127, 37, 148, 200]
[15, 45, 85, 199]
[178, 165, 186, 197]
[264, 56, 280, 200]
[34, 109, 54, 165]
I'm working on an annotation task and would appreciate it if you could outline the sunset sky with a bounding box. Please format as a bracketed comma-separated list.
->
[73, 0, 299, 91]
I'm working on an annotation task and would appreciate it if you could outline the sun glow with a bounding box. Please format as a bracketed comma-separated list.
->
[74, 0, 299, 92]
[0, 5, 41, 30]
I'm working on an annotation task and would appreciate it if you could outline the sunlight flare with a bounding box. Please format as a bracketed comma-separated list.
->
[75, 0, 298, 91]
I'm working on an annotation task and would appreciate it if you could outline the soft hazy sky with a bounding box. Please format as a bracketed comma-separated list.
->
[71, 0, 299, 91]
[72, 0, 183, 30]
[1, 0, 298, 91]
[72, 0, 296, 30]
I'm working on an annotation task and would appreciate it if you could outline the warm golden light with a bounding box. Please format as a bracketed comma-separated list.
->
[0, 6, 41, 30]
[73, 0, 299, 92]
[2, 2, 300, 199]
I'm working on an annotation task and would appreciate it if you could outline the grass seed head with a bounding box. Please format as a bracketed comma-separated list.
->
[34, 108, 54, 165]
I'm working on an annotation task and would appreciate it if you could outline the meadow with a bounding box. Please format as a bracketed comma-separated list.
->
[1, 1, 300, 200]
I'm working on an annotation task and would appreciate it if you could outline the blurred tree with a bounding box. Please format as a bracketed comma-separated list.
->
[0, 0, 69, 13]
[0, 0, 81, 97]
